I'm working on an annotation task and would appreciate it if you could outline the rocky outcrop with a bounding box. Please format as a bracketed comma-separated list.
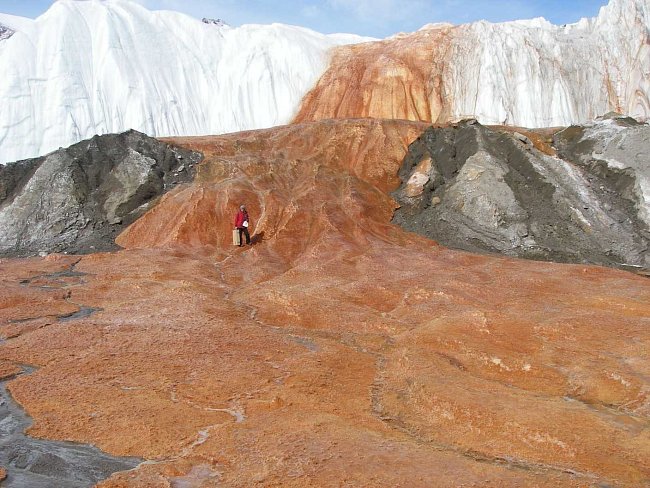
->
[201, 18, 228, 27]
[0, 130, 199, 257]
[2, 0, 650, 164]
[0, 24, 13, 41]
[392, 118, 650, 268]
[553, 114, 650, 226]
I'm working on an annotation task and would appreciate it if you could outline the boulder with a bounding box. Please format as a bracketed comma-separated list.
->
[392, 120, 650, 268]
[0, 130, 200, 257]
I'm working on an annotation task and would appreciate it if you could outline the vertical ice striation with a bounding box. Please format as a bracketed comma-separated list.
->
[0, 0, 370, 164]
[0, 0, 648, 164]
[447, 0, 650, 126]
[297, 0, 650, 130]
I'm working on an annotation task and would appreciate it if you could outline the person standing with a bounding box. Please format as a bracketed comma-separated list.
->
[234, 204, 251, 246]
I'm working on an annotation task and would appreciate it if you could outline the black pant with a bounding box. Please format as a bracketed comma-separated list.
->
[238, 227, 250, 245]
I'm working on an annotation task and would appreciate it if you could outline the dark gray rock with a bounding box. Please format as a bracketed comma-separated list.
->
[0, 130, 201, 257]
[201, 18, 228, 27]
[0, 24, 14, 41]
[553, 115, 649, 221]
[392, 120, 650, 269]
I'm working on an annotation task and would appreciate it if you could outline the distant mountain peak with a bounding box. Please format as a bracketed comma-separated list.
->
[202, 18, 228, 27]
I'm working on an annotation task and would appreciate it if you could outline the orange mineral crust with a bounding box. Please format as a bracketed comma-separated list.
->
[0, 120, 648, 487]
[294, 27, 455, 125]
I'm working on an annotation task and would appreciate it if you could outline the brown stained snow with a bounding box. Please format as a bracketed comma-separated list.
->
[294, 27, 455, 125]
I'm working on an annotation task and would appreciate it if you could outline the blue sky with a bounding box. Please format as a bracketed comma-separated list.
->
[1, 0, 611, 37]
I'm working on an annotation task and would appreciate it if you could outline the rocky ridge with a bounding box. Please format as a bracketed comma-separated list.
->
[392, 117, 650, 268]
[0, 130, 199, 257]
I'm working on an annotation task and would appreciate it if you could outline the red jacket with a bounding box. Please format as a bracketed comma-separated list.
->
[234, 210, 249, 228]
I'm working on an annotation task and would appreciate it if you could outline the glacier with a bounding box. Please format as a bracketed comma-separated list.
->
[448, 0, 650, 127]
[0, 0, 649, 164]
[0, 0, 370, 164]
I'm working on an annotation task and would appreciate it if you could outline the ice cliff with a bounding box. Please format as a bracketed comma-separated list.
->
[0, 0, 649, 164]
[0, 0, 368, 164]
[449, 0, 650, 127]
[297, 0, 650, 128]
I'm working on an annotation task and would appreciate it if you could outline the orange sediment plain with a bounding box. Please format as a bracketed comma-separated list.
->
[0, 119, 648, 487]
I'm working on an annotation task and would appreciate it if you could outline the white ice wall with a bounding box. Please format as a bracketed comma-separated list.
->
[448, 0, 650, 126]
[0, 0, 369, 164]
[0, 0, 648, 164]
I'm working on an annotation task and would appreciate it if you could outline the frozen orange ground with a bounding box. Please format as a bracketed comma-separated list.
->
[0, 119, 648, 487]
